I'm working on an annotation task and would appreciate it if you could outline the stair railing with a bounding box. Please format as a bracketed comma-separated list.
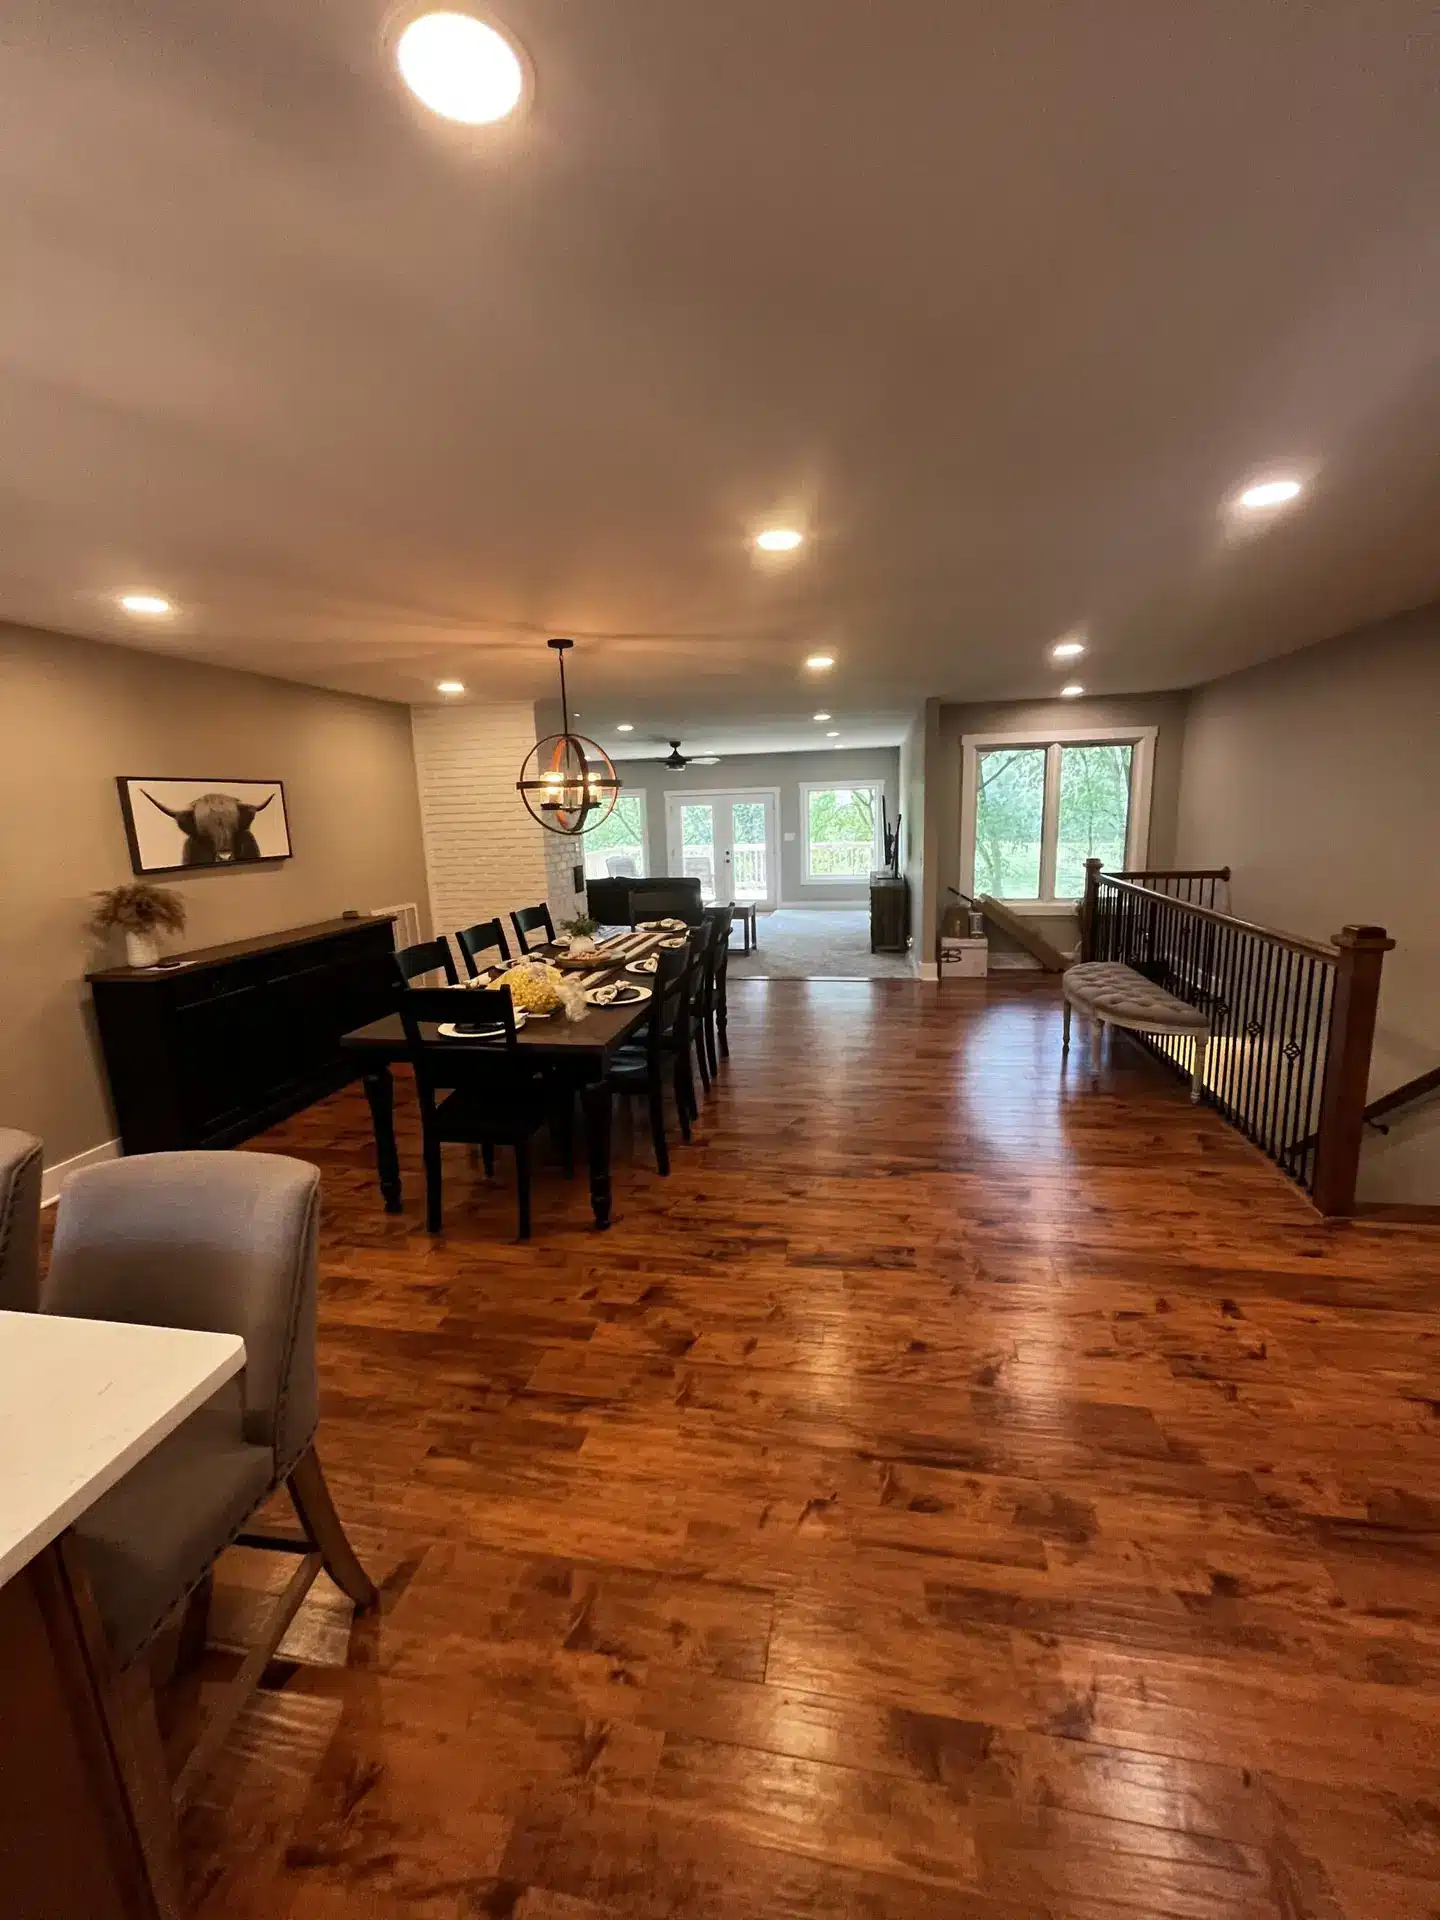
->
[1080, 860, 1392, 1215]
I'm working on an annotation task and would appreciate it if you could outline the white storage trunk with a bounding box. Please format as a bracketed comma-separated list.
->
[939, 936, 988, 978]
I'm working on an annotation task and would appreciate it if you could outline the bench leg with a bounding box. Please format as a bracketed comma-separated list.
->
[1062, 998, 1072, 1052]
[1191, 1030, 1209, 1103]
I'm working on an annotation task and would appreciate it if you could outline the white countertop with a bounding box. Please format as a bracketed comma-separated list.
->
[0, 1310, 246, 1587]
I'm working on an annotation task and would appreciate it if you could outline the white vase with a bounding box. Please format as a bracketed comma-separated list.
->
[125, 929, 160, 969]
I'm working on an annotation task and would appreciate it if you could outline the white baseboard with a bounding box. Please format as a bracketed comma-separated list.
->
[43, 1136, 121, 1207]
[916, 960, 939, 982]
[775, 899, 869, 911]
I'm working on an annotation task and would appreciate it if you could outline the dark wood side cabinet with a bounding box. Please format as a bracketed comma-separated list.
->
[869, 874, 910, 953]
[89, 916, 398, 1154]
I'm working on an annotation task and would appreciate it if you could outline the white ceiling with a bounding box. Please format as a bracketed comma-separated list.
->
[2, 0, 1437, 739]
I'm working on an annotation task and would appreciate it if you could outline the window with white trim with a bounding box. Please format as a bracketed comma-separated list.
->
[801, 781, 884, 883]
[959, 727, 1155, 908]
[582, 791, 648, 881]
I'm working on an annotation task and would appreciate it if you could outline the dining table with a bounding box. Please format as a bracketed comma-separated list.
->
[339, 924, 684, 1229]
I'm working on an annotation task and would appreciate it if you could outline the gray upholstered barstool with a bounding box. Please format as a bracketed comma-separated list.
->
[0, 1127, 43, 1310]
[42, 1150, 376, 1839]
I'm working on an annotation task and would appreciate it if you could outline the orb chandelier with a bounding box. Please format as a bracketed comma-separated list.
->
[516, 638, 622, 837]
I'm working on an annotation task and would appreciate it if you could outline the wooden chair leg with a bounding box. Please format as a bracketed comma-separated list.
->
[514, 1138, 532, 1241]
[108, 1658, 185, 1919]
[175, 1570, 212, 1679]
[480, 1140, 495, 1177]
[286, 1447, 379, 1611]
[717, 997, 729, 1059]
[673, 1059, 693, 1141]
[423, 1130, 443, 1233]
[704, 1010, 719, 1078]
[648, 1078, 670, 1175]
[694, 1030, 711, 1094]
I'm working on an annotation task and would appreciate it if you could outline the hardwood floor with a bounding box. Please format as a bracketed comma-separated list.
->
[172, 977, 1440, 1918]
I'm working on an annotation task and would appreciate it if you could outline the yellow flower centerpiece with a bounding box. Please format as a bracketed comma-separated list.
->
[502, 960, 585, 1022]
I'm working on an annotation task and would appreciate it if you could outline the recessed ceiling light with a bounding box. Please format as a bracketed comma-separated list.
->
[1238, 477, 1303, 511]
[615, 723, 634, 733]
[1060, 683, 1085, 699]
[804, 654, 835, 671]
[436, 679, 466, 694]
[812, 711, 831, 722]
[755, 528, 804, 553]
[119, 592, 171, 617]
[397, 12, 525, 124]
[825, 730, 840, 737]
[1050, 638, 1086, 660]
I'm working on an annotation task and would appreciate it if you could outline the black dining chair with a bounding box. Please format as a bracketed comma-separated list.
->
[394, 935, 459, 987]
[395, 984, 555, 1239]
[511, 902, 556, 953]
[684, 916, 718, 1095]
[456, 917, 512, 978]
[628, 880, 705, 926]
[602, 947, 690, 1175]
[701, 903, 735, 1070]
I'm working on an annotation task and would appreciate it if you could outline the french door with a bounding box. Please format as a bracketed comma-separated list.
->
[664, 790, 778, 910]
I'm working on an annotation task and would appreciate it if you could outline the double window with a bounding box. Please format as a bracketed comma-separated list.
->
[582, 791, 648, 881]
[801, 782, 884, 883]
[959, 727, 1155, 908]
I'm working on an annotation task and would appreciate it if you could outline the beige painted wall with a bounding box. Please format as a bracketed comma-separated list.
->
[927, 691, 1189, 963]
[0, 623, 429, 1170]
[1175, 603, 1440, 1202]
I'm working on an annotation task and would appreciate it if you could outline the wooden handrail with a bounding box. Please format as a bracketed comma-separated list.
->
[1095, 874, 1338, 963]
[1115, 867, 1232, 881]
[1363, 1064, 1440, 1131]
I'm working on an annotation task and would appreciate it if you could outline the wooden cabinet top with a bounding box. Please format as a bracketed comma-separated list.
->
[87, 914, 395, 984]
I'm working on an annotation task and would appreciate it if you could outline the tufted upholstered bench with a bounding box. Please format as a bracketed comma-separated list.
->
[1062, 961, 1211, 1100]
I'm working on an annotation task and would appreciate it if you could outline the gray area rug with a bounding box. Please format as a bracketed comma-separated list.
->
[727, 909, 915, 979]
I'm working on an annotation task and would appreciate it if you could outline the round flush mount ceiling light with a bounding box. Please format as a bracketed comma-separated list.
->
[1050, 636, 1086, 660]
[755, 528, 804, 553]
[397, 12, 526, 124]
[1237, 476, 1303, 512]
[1060, 683, 1085, 699]
[615, 722, 634, 733]
[825, 730, 840, 737]
[119, 592, 172, 617]
[691, 755, 721, 766]
[804, 653, 835, 672]
[812, 711, 831, 722]
[436, 679, 466, 694]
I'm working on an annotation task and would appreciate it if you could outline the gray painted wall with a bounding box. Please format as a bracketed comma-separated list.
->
[613, 747, 900, 907]
[1175, 602, 1439, 1204]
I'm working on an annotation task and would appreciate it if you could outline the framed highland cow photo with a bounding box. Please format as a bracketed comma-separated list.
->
[116, 777, 293, 875]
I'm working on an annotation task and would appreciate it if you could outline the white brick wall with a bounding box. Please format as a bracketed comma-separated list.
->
[409, 702, 553, 941]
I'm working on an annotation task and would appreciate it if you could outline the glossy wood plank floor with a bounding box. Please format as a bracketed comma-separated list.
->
[175, 978, 1440, 1919]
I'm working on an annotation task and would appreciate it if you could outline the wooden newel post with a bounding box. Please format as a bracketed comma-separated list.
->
[1080, 859, 1103, 963]
[1312, 924, 1394, 1217]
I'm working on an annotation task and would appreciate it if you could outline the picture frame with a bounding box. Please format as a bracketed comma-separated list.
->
[116, 777, 293, 875]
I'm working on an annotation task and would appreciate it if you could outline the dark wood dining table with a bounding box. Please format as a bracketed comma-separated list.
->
[339, 926, 678, 1229]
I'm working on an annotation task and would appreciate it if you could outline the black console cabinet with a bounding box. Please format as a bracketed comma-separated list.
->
[89, 915, 398, 1154]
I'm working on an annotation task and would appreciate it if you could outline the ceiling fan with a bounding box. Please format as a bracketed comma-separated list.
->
[660, 739, 721, 769]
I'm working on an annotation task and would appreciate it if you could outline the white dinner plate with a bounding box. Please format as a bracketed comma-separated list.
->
[585, 982, 652, 1008]
[437, 1009, 529, 1039]
[625, 955, 660, 975]
[658, 935, 688, 949]
[636, 918, 686, 932]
